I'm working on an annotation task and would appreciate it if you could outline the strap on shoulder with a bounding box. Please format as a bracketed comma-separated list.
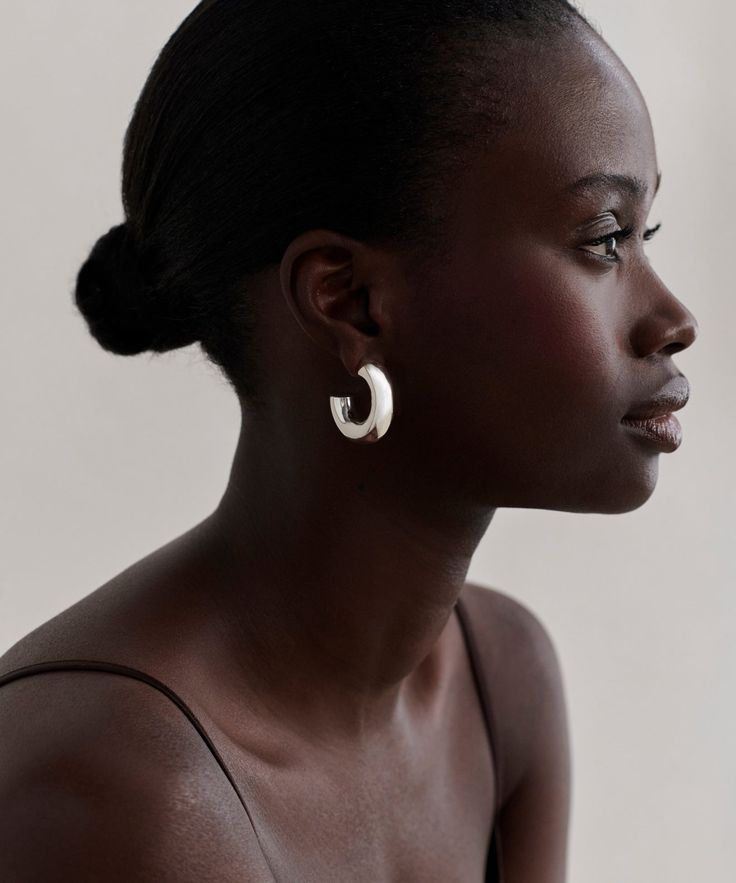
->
[0, 658, 276, 877]
[454, 597, 505, 883]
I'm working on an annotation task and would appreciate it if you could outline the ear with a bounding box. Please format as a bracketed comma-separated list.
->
[279, 229, 388, 376]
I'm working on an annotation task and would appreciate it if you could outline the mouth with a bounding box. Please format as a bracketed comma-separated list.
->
[620, 375, 689, 452]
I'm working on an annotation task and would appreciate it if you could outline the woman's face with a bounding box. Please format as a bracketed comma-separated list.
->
[390, 25, 699, 514]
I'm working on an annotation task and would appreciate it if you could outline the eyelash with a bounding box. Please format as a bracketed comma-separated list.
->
[583, 222, 662, 262]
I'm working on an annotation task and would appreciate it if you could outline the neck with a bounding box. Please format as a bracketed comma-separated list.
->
[196, 408, 495, 742]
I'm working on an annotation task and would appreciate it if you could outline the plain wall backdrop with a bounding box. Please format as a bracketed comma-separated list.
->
[1, 2, 733, 881]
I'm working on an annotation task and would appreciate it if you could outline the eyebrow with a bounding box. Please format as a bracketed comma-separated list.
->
[565, 170, 662, 199]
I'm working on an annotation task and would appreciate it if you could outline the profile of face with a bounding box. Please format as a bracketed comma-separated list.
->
[388, 24, 697, 515]
[276, 21, 699, 519]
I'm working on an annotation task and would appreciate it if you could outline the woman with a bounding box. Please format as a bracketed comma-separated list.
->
[0, 1, 698, 881]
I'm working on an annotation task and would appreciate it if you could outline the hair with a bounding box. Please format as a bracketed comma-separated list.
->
[74, 0, 591, 405]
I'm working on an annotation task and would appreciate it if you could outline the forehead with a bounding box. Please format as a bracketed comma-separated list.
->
[467, 26, 659, 216]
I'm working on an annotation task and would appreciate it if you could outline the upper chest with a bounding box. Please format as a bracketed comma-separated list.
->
[197, 620, 497, 882]
[209, 734, 495, 881]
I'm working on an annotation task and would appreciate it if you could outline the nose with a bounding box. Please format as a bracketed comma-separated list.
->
[628, 267, 699, 358]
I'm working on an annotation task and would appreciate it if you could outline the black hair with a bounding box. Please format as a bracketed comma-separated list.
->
[74, 0, 591, 405]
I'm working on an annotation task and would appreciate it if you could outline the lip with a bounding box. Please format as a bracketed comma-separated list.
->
[621, 375, 689, 453]
[623, 375, 690, 421]
[621, 413, 683, 452]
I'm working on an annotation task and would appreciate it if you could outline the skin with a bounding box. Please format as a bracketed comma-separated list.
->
[0, 18, 698, 883]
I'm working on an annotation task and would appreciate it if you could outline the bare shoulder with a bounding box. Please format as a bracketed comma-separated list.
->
[458, 581, 569, 793]
[0, 670, 272, 882]
[459, 582, 571, 881]
[458, 581, 563, 683]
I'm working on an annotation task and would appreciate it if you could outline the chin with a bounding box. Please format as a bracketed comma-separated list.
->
[476, 449, 661, 514]
[575, 460, 660, 514]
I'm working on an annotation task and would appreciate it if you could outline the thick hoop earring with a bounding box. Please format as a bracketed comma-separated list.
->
[329, 362, 393, 443]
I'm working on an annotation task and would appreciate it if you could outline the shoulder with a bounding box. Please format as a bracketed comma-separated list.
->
[459, 580, 553, 638]
[0, 669, 272, 881]
[458, 582, 570, 804]
[458, 581, 564, 703]
[459, 582, 571, 880]
[0, 523, 219, 676]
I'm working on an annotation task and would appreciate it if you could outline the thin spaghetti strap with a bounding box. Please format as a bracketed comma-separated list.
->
[454, 596, 505, 883]
[0, 658, 277, 880]
[454, 597, 503, 819]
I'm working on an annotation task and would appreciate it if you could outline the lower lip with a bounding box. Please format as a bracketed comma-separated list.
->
[621, 413, 682, 452]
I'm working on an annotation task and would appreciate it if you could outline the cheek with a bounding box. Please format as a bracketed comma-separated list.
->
[497, 270, 614, 421]
[457, 254, 618, 423]
[399, 250, 625, 482]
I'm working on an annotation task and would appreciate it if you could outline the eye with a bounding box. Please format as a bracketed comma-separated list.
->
[580, 222, 661, 262]
[583, 232, 622, 259]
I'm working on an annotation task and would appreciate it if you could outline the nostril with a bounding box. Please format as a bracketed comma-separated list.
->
[662, 341, 688, 356]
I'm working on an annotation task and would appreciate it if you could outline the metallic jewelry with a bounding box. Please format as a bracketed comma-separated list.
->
[329, 361, 393, 442]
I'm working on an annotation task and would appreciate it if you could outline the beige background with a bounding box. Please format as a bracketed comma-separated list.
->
[1, 2, 733, 881]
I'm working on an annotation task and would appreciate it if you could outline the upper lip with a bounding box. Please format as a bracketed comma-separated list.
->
[622, 375, 691, 421]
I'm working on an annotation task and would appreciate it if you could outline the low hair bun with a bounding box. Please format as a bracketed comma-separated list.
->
[75, 223, 157, 356]
[74, 223, 201, 356]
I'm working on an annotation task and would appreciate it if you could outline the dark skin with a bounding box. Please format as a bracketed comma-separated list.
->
[0, 22, 697, 883]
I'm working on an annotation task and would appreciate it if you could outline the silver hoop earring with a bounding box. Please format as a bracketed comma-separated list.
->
[329, 362, 393, 443]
